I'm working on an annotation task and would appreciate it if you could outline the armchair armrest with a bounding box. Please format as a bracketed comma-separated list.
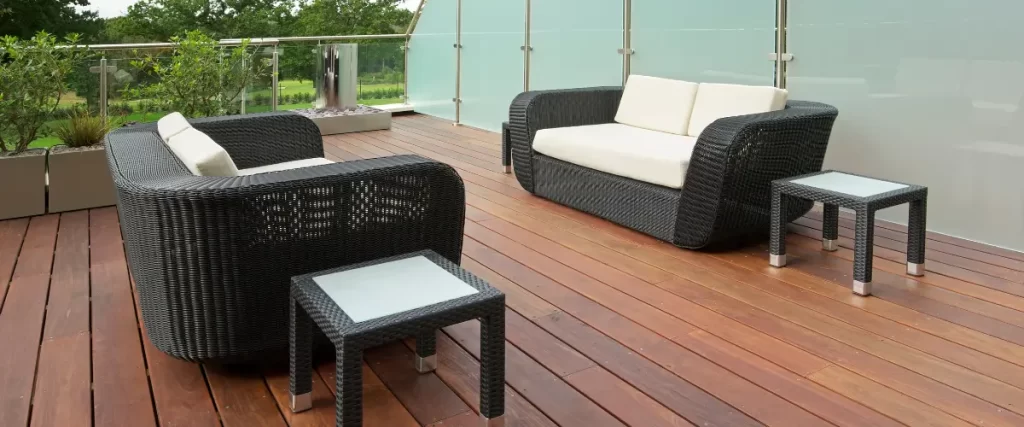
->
[190, 112, 323, 169]
[676, 101, 839, 248]
[508, 87, 623, 192]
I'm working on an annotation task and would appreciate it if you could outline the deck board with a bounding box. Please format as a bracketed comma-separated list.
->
[3, 114, 1024, 426]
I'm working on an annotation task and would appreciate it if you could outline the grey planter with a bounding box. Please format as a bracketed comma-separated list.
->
[0, 149, 47, 220]
[47, 144, 117, 213]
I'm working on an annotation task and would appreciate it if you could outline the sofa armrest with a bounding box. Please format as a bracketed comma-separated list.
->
[508, 87, 623, 192]
[190, 112, 323, 169]
[675, 100, 839, 248]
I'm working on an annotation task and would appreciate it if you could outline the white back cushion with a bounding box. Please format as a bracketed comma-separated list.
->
[166, 128, 239, 177]
[157, 112, 192, 141]
[615, 75, 699, 135]
[687, 83, 789, 137]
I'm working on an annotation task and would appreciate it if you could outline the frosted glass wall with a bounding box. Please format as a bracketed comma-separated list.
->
[459, 0, 525, 131]
[631, 0, 776, 85]
[529, 0, 623, 90]
[788, 0, 1024, 250]
[407, 0, 457, 120]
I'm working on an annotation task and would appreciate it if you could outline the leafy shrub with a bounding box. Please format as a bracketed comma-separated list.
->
[52, 111, 116, 148]
[251, 93, 271, 106]
[359, 86, 403, 100]
[122, 31, 268, 118]
[0, 32, 89, 153]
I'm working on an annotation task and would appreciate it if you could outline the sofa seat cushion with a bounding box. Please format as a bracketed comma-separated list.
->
[157, 112, 192, 141]
[238, 158, 334, 176]
[687, 83, 788, 137]
[533, 123, 698, 189]
[615, 75, 700, 135]
[165, 128, 240, 177]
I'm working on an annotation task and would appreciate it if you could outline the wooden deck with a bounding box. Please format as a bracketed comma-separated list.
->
[3, 114, 1024, 427]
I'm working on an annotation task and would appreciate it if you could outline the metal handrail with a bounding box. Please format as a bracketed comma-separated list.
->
[80, 34, 406, 51]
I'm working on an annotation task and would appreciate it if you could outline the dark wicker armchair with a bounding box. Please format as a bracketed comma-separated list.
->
[106, 112, 466, 362]
[508, 87, 838, 249]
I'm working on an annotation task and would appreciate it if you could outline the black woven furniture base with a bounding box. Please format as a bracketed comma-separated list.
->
[106, 112, 466, 363]
[289, 250, 506, 426]
[769, 170, 928, 296]
[501, 121, 512, 173]
[508, 87, 838, 249]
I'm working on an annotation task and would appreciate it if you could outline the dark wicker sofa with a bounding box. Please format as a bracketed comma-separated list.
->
[106, 112, 466, 362]
[507, 87, 838, 249]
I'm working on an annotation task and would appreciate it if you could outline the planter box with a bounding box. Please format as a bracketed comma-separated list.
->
[0, 149, 47, 220]
[47, 145, 117, 213]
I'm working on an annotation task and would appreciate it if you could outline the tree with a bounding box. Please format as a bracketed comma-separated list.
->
[0, 0, 101, 40]
[111, 0, 298, 42]
[0, 32, 90, 153]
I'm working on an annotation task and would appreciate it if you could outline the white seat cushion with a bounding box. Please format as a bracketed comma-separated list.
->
[687, 83, 789, 137]
[238, 158, 334, 176]
[165, 128, 239, 177]
[533, 123, 698, 189]
[615, 75, 700, 135]
[157, 112, 192, 141]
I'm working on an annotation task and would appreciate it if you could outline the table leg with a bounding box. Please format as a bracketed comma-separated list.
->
[501, 122, 512, 174]
[907, 198, 927, 276]
[289, 298, 314, 412]
[769, 190, 788, 267]
[853, 209, 876, 296]
[335, 343, 363, 427]
[479, 308, 506, 426]
[822, 203, 839, 251]
[415, 330, 437, 373]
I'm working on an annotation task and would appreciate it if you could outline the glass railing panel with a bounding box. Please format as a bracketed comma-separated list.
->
[407, 0, 458, 120]
[529, 0, 623, 90]
[276, 44, 320, 110]
[356, 41, 406, 107]
[458, 0, 525, 131]
[631, 0, 776, 85]
[788, 0, 1024, 250]
[22, 57, 98, 150]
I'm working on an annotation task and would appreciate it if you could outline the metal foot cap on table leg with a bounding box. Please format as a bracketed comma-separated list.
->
[482, 415, 505, 427]
[769, 253, 787, 268]
[415, 354, 437, 373]
[853, 280, 873, 296]
[290, 392, 312, 412]
[502, 165, 512, 174]
[907, 262, 925, 276]
[822, 239, 838, 252]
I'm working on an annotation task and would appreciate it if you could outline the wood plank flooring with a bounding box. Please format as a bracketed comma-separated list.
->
[2, 113, 1023, 426]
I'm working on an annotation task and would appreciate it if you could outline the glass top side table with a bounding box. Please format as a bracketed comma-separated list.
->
[770, 171, 928, 296]
[289, 251, 506, 426]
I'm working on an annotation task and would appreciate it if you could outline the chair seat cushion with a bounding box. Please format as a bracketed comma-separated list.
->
[237, 157, 334, 176]
[687, 83, 788, 137]
[165, 128, 240, 177]
[615, 75, 700, 135]
[533, 123, 698, 189]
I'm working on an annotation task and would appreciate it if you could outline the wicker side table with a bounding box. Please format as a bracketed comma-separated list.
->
[770, 171, 928, 296]
[289, 251, 506, 426]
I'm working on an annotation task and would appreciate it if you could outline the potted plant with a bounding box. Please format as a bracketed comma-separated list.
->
[0, 32, 88, 220]
[47, 111, 118, 213]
